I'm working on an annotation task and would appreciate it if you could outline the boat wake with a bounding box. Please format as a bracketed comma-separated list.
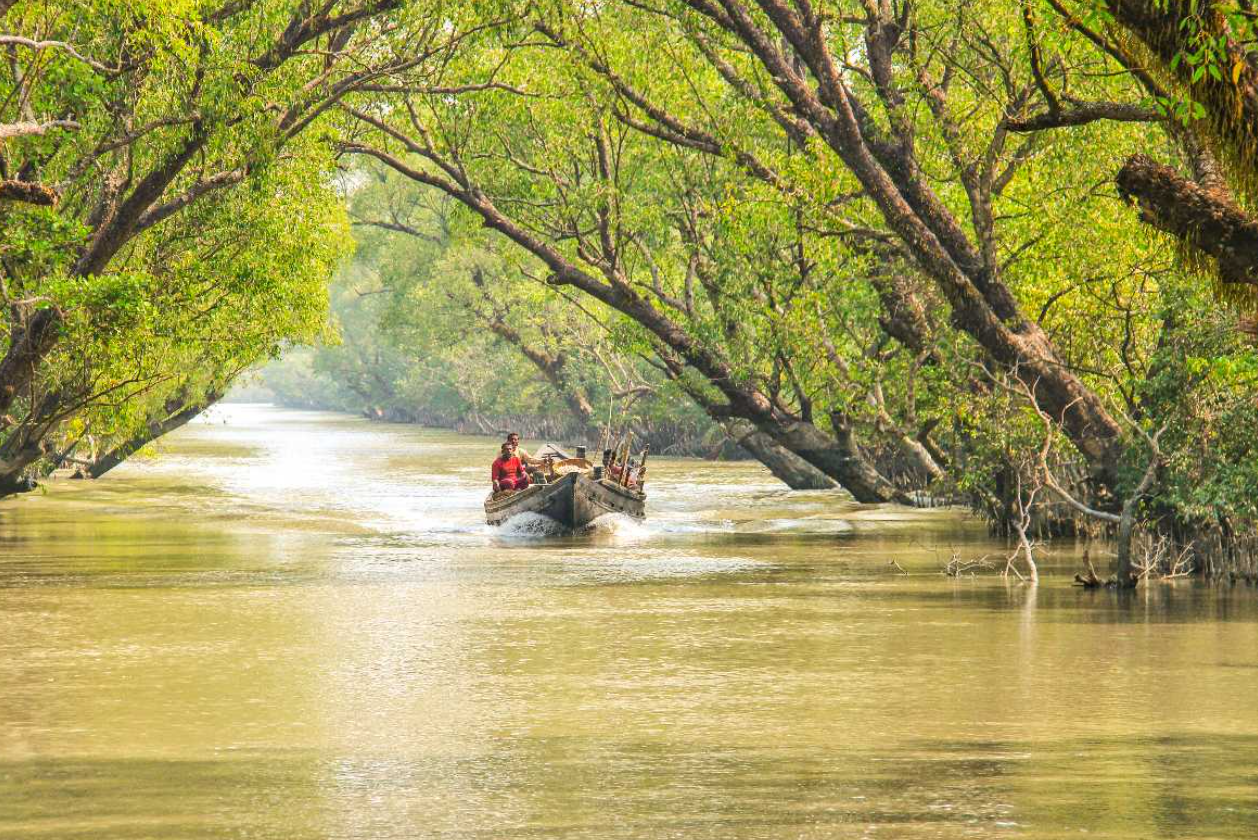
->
[492, 512, 568, 539]
[490, 512, 650, 540]
[584, 513, 652, 539]
[490, 512, 742, 542]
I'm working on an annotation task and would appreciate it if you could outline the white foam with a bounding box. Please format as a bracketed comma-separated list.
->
[492, 511, 567, 539]
[483, 512, 734, 543]
[584, 513, 652, 539]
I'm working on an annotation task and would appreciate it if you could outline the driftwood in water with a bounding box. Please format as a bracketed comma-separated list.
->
[1074, 550, 1105, 588]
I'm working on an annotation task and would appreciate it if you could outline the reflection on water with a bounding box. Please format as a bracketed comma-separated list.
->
[1, 404, 1256, 839]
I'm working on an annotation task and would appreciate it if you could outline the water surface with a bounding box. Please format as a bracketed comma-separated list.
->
[2, 404, 1256, 839]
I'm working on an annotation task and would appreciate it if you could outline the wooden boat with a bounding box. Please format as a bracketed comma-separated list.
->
[485, 471, 646, 528]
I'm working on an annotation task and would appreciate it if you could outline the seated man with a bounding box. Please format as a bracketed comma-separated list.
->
[506, 432, 537, 466]
[492, 442, 530, 493]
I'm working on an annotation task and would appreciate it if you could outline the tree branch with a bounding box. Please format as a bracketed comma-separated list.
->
[1117, 153, 1258, 285]
[0, 178, 57, 204]
[0, 119, 80, 140]
[1005, 101, 1162, 132]
[0, 35, 116, 73]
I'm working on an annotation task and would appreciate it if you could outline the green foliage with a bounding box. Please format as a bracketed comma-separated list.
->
[1, 0, 365, 477]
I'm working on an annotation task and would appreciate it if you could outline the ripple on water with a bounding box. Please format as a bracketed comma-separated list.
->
[750, 517, 855, 535]
[566, 551, 768, 582]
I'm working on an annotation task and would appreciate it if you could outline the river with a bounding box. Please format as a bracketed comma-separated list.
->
[1, 404, 1256, 839]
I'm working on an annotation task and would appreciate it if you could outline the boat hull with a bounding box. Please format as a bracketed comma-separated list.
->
[485, 472, 645, 528]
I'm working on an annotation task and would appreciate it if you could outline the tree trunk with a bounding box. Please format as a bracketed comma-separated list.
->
[752, 412, 910, 504]
[1101, 3, 1258, 289]
[724, 419, 836, 490]
[605, 286, 912, 503]
[0, 179, 58, 205]
[0, 388, 62, 498]
[0, 471, 37, 495]
[0, 308, 61, 415]
[917, 419, 950, 470]
[482, 316, 595, 430]
[88, 389, 221, 478]
[887, 429, 945, 485]
[1114, 497, 1141, 589]
[0, 444, 43, 497]
[1104, 2, 1258, 173]
[870, 268, 935, 359]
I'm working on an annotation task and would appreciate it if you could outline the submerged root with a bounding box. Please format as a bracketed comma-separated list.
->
[1072, 527, 1258, 587]
[943, 551, 996, 577]
[1073, 550, 1106, 588]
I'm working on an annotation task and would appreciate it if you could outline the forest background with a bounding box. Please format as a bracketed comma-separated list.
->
[5, 0, 1258, 584]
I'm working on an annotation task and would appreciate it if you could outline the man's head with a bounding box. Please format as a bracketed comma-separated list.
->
[506, 432, 520, 450]
[500, 442, 513, 459]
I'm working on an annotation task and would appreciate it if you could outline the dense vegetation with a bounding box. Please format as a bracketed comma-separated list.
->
[6, 0, 1258, 583]
[258, 182, 726, 457]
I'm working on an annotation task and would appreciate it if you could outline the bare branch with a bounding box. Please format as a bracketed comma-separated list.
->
[0, 35, 117, 73]
[0, 119, 80, 140]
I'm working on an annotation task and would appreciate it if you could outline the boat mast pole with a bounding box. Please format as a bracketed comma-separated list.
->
[619, 432, 634, 486]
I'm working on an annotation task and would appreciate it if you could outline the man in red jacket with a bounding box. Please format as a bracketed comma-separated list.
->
[492, 442, 530, 493]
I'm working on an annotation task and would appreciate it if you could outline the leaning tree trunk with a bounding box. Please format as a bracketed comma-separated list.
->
[0, 446, 42, 496]
[607, 289, 913, 503]
[0, 388, 64, 498]
[724, 419, 837, 490]
[1105, 1, 1258, 177]
[1102, 3, 1258, 291]
[0, 434, 42, 496]
[88, 389, 222, 478]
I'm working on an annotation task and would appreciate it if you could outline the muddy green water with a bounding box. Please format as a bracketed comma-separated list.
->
[1, 404, 1256, 839]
